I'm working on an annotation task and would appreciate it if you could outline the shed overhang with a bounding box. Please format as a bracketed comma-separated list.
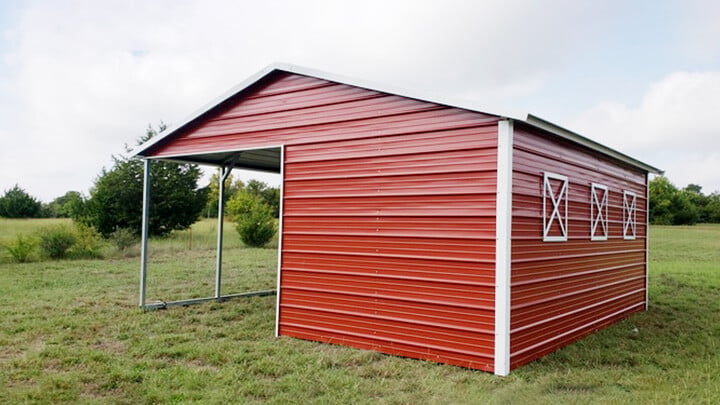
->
[144, 146, 282, 173]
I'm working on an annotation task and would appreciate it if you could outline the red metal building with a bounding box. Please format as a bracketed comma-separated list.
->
[134, 63, 662, 375]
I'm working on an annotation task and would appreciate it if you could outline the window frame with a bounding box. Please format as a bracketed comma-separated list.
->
[542, 172, 569, 242]
[623, 190, 637, 240]
[590, 183, 609, 241]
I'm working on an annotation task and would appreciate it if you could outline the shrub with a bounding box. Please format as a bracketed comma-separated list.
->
[69, 223, 103, 259]
[38, 224, 77, 259]
[109, 227, 138, 253]
[3, 234, 37, 263]
[0, 184, 42, 218]
[227, 191, 276, 247]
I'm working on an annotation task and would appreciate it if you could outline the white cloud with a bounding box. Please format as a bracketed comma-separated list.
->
[1, 0, 616, 200]
[1, 0, 719, 200]
[571, 71, 720, 193]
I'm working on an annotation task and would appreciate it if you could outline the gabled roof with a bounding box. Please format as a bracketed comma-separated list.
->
[134, 62, 662, 174]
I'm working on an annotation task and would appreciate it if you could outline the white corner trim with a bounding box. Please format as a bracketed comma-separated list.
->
[275, 145, 286, 337]
[494, 120, 513, 376]
[645, 175, 650, 311]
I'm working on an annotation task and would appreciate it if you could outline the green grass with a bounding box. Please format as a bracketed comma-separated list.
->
[1, 222, 719, 403]
[0, 218, 71, 243]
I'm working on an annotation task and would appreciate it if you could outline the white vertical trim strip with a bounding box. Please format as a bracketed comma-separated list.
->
[139, 159, 150, 309]
[274, 145, 286, 337]
[645, 174, 650, 310]
[494, 120, 513, 376]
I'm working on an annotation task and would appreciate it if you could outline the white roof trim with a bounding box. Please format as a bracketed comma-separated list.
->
[133, 62, 662, 175]
[525, 114, 662, 174]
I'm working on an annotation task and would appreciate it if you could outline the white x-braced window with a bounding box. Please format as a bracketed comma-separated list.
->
[623, 190, 637, 240]
[590, 183, 609, 241]
[543, 172, 569, 242]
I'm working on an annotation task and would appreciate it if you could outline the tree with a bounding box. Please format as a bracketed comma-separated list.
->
[705, 193, 720, 223]
[49, 191, 86, 218]
[227, 190, 276, 247]
[683, 184, 709, 223]
[649, 176, 702, 225]
[0, 184, 42, 218]
[204, 170, 244, 218]
[671, 189, 700, 225]
[649, 176, 676, 225]
[245, 179, 280, 218]
[82, 124, 208, 237]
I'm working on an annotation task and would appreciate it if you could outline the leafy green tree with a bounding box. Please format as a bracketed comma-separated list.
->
[50, 191, 86, 218]
[705, 193, 720, 223]
[683, 184, 709, 223]
[204, 170, 244, 218]
[649, 176, 676, 225]
[227, 190, 276, 247]
[82, 124, 208, 237]
[671, 189, 700, 225]
[649, 177, 704, 225]
[245, 179, 280, 218]
[0, 185, 42, 218]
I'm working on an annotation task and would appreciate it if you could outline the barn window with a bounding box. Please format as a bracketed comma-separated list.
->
[590, 183, 609, 241]
[623, 190, 637, 240]
[543, 172, 568, 242]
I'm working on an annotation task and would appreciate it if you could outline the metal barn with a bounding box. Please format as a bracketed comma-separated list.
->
[134, 63, 662, 375]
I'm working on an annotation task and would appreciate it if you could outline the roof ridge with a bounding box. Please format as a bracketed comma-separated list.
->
[133, 62, 661, 174]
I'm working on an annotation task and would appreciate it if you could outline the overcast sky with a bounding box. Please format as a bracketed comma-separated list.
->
[1, 0, 719, 202]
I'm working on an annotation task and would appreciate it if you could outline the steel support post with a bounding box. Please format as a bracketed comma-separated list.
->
[215, 166, 233, 298]
[139, 159, 151, 309]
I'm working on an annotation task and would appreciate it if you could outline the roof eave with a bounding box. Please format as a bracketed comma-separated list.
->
[522, 114, 664, 175]
[133, 63, 281, 158]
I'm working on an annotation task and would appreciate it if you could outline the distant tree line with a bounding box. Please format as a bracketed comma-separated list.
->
[4, 171, 717, 230]
[0, 185, 83, 219]
[649, 176, 720, 225]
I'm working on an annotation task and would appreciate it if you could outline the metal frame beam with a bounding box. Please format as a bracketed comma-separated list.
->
[137, 147, 283, 312]
[143, 290, 276, 311]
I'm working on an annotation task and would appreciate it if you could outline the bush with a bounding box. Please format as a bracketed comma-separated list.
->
[0, 184, 42, 218]
[109, 227, 138, 253]
[38, 225, 77, 259]
[227, 191, 276, 247]
[3, 234, 37, 263]
[69, 223, 103, 259]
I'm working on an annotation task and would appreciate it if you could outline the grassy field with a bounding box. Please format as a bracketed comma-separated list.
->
[1, 221, 718, 404]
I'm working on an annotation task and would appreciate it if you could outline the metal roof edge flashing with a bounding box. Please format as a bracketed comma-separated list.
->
[523, 114, 663, 175]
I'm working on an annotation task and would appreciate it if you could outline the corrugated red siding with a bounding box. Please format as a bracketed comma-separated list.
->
[149, 72, 500, 371]
[509, 124, 647, 369]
